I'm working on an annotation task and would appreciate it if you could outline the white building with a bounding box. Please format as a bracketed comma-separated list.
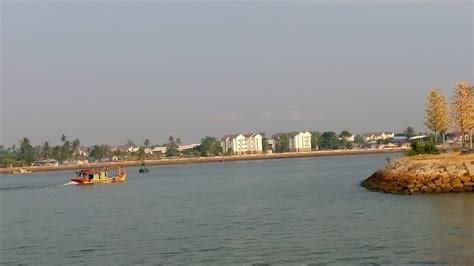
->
[222, 133, 263, 155]
[76, 147, 89, 157]
[267, 139, 275, 152]
[127, 146, 140, 153]
[363, 132, 395, 142]
[152, 146, 167, 155]
[272, 131, 312, 152]
[178, 144, 200, 151]
[287, 131, 312, 152]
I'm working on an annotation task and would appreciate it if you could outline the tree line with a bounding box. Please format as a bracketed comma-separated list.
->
[4, 80, 471, 167]
[0, 130, 362, 167]
[0, 134, 82, 167]
[425, 81, 473, 149]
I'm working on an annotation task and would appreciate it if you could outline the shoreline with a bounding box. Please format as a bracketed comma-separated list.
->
[1, 149, 402, 174]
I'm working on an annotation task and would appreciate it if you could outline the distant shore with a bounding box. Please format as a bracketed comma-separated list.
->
[1, 148, 402, 175]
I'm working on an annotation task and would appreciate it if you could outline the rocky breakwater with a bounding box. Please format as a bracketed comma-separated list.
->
[362, 154, 474, 194]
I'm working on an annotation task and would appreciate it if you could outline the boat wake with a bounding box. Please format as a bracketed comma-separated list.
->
[0, 181, 79, 192]
[60, 181, 78, 186]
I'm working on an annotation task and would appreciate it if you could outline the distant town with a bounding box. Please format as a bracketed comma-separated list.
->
[2, 81, 471, 169]
[0, 128, 469, 168]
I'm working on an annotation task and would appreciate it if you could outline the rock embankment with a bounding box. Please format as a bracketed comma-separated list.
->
[362, 155, 474, 194]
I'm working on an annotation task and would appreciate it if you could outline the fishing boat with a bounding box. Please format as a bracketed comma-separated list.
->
[71, 166, 127, 185]
[11, 168, 32, 174]
[139, 161, 149, 174]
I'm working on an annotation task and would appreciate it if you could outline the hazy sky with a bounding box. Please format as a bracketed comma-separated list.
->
[1, 1, 473, 146]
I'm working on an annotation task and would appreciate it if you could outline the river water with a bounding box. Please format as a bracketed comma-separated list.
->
[1, 153, 473, 264]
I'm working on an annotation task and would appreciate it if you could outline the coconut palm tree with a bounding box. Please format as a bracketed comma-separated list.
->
[72, 138, 80, 160]
[19, 137, 34, 165]
[404, 126, 415, 139]
[144, 139, 150, 147]
[42, 141, 51, 159]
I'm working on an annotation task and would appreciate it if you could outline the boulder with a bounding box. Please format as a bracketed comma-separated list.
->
[460, 175, 471, 182]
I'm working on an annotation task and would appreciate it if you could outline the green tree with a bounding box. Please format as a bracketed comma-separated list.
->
[63, 140, 72, 160]
[166, 136, 180, 157]
[72, 138, 80, 159]
[126, 139, 135, 147]
[19, 137, 34, 165]
[311, 131, 321, 150]
[339, 130, 352, 138]
[274, 134, 289, 153]
[260, 133, 269, 152]
[137, 147, 145, 160]
[338, 130, 353, 148]
[320, 132, 337, 149]
[404, 126, 415, 139]
[89, 145, 106, 161]
[51, 146, 61, 161]
[0, 146, 16, 167]
[60, 134, 72, 161]
[354, 134, 365, 144]
[200, 136, 222, 156]
[0, 153, 15, 167]
[144, 139, 150, 147]
[41, 141, 51, 159]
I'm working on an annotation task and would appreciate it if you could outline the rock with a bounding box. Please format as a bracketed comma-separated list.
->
[457, 170, 468, 178]
[442, 176, 451, 184]
[464, 163, 474, 175]
[442, 186, 452, 192]
[452, 180, 464, 189]
[446, 165, 456, 172]
[362, 157, 474, 194]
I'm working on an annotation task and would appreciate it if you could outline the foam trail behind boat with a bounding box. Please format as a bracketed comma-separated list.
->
[61, 181, 78, 186]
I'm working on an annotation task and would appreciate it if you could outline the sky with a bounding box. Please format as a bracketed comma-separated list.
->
[1, 1, 473, 147]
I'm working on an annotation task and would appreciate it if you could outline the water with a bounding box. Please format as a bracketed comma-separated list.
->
[1, 153, 473, 264]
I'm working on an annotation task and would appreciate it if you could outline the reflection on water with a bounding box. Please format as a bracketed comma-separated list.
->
[1, 153, 473, 264]
[424, 194, 474, 264]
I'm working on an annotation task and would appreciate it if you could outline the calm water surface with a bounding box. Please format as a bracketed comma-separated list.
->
[1, 154, 473, 264]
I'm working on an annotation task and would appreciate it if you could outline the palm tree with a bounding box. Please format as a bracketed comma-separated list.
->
[176, 137, 182, 145]
[144, 139, 150, 147]
[61, 134, 67, 143]
[42, 141, 51, 159]
[20, 137, 31, 147]
[64, 140, 72, 160]
[404, 126, 415, 139]
[126, 139, 135, 147]
[72, 138, 80, 159]
[19, 137, 33, 165]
